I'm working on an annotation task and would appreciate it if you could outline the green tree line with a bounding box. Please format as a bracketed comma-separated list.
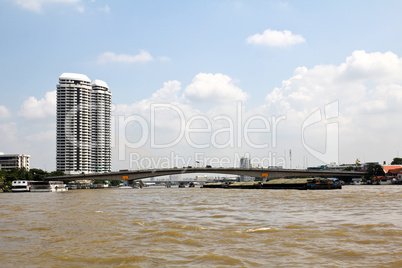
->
[0, 168, 64, 191]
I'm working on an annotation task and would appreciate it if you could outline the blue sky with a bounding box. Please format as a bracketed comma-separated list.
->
[1, 0, 402, 171]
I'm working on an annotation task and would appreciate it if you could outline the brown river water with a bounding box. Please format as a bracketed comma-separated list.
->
[1, 185, 401, 267]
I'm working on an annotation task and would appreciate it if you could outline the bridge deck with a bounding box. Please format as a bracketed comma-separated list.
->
[48, 167, 364, 181]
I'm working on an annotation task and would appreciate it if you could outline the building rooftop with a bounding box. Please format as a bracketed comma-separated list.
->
[0, 154, 30, 157]
[91, 79, 109, 90]
[382, 165, 402, 173]
[59, 73, 91, 83]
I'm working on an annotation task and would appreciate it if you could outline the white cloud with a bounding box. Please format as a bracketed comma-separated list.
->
[98, 4, 110, 13]
[113, 80, 194, 132]
[114, 73, 250, 134]
[110, 72, 262, 170]
[338, 50, 402, 83]
[150, 81, 182, 103]
[18, 90, 56, 119]
[159, 56, 171, 61]
[0, 105, 11, 119]
[265, 50, 402, 114]
[0, 123, 18, 143]
[264, 50, 402, 164]
[116, 78, 242, 156]
[97, 51, 154, 64]
[14, 0, 80, 13]
[184, 73, 249, 104]
[75, 5, 84, 13]
[247, 29, 305, 47]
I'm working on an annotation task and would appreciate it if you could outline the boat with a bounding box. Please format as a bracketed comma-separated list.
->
[49, 181, 68, 192]
[12, 180, 33, 192]
[202, 178, 342, 190]
[30, 181, 68, 192]
[118, 185, 135, 189]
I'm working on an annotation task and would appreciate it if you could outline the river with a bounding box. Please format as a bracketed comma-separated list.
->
[1, 185, 401, 267]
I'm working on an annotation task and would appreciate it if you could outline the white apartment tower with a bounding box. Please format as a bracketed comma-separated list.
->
[56, 73, 111, 174]
[91, 80, 112, 173]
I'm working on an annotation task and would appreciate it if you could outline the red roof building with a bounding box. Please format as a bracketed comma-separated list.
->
[382, 165, 402, 175]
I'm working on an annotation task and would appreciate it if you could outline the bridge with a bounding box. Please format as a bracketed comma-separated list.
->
[48, 167, 364, 182]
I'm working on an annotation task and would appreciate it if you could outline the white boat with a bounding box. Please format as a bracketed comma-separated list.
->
[49, 181, 68, 192]
[12, 180, 33, 192]
[118, 185, 135, 189]
[30, 181, 68, 192]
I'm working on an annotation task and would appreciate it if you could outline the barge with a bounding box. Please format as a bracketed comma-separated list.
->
[202, 178, 342, 190]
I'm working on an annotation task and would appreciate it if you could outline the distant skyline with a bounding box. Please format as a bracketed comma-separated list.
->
[1, 1, 402, 171]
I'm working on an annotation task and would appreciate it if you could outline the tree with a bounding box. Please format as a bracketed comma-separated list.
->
[110, 180, 121, 186]
[0, 168, 28, 191]
[0, 169, 66, 191]
[29, 168, 48, 180]
[4, 168, 29, 181]
[0, 170, 6, 191]
[391, 157, 402, 165]
[49, 170, 65, 177]
[365, 163, 385, 180]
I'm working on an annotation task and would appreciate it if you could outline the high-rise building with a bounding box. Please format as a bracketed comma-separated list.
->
[240, 157, 253, 181]
[56, 73, 111, 174]
[240, 157, 251, 169]
[91, 80, 112, 173]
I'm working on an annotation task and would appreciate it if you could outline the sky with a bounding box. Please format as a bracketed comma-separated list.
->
[1, 0, 402, 171]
